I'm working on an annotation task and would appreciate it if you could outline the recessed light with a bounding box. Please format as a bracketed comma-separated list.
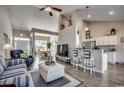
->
[87, 14, 91, 18]
[109, 11, 114, 15]
[20, 34, 23, 36]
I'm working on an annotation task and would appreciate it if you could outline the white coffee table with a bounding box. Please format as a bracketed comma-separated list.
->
[39, 63, 65, 83]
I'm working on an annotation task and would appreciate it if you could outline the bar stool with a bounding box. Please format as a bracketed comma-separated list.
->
[83, 50, 95, 74]
[83, 57, 95, 74]
[72, 49, 80, 69]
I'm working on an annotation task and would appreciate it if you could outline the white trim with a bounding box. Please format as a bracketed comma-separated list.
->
[62, 73, 80, 87]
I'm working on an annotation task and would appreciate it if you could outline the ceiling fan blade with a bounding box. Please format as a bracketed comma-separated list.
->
[39, 8, 45, 11]
[49, 12, 53, 16]
[52, 7, 62, 12]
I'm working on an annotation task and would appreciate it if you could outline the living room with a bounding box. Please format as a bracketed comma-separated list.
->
[0, 5, 124, 88]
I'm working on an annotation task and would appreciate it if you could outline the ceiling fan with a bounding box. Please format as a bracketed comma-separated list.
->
[39, 5, 62, 16]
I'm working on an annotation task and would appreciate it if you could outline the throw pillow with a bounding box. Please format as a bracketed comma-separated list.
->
[20, 53, 28, 59]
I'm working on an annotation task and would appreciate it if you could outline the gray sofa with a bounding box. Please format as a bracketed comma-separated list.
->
[0, 56, 30, 87]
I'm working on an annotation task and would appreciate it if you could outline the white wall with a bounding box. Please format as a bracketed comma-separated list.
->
[58, 26, 76, 58]
[0, 6, 13, 56]
[74, 14, 82, 48]
[88, 21, 124, 63]
[58, 11, 82, 58]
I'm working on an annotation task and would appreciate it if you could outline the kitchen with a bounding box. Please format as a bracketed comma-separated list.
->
[81, 23, 118, 73]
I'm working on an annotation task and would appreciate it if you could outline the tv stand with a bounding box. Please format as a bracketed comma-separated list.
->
[56, 55, 70, 64]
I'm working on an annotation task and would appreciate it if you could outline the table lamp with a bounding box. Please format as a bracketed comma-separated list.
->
[3, 43, 13, 59]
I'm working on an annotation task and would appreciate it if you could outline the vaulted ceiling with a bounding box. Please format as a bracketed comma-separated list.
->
[7, 5, 59, 32]
[6, 5, 124, 32]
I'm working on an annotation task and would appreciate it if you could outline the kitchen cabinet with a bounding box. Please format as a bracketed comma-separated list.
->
[96, 35, 117, 46]
[107, 52, 116, 64]
[109, 35, 117, 45]
[96, 37, 103, 45]
[83, 35, 117, 46]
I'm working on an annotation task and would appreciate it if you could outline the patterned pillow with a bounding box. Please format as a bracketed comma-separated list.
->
[0, 63, 4, 75]
[0, 56, 7, 69]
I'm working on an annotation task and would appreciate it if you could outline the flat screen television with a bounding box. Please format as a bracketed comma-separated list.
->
[57, 45, 62, 56]
[57, 44, 68, 57]
[62, 44, 68, 57]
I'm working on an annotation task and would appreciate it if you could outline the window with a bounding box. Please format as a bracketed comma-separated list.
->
[35, 40, 47, 51]
[14, 37, 30, 52]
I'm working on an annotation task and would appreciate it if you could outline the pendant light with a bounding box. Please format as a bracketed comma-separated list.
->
[20, 23, 23, 37]
[84, 6, 89, 31]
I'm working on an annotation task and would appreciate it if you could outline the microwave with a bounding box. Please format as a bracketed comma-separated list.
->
[82, 41, 96, 49]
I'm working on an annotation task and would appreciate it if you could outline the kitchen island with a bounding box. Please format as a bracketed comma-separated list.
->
[91, 50, 108, 73]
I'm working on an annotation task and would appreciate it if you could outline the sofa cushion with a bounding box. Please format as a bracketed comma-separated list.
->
[0, 68, 26, 80]
[0, 74, 30, 87]
[6, 64, 27, 70]
[0, 63, 4, 75]
[0, 56, 7, 69]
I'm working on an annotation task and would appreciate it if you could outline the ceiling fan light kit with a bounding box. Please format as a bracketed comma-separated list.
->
[45, 6, 52, 12]
[39, 5, 62, 16]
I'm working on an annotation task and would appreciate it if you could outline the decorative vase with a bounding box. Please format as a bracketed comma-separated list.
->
[48, 55, 52, 64]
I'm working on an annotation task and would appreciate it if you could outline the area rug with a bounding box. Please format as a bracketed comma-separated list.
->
[31, 71, 81, 87]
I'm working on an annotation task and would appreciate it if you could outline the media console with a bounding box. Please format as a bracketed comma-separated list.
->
[56, 55, 70, 64]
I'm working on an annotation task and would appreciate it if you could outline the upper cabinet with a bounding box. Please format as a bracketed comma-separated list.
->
[96, 37, 103, 45]
[83, 35, 117, 46]
[108, 35, 117, 45]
